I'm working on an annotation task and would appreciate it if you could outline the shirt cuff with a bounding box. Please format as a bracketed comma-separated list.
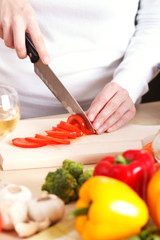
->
[112, 71, 149, 103]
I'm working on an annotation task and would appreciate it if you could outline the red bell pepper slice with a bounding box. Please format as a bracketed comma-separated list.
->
[45, 130, 77, 139]
[57, 121, 82, 137]
[67, 114, 94, 135]
[93, 150, 155, 199]
[34, 134, 71, 145]
[67, 114, 86, 131]
[52, 126, 70, 132]
[12, 138, 47, 148]
[25, 137, 58, 145]
[82, 128, 94, 135]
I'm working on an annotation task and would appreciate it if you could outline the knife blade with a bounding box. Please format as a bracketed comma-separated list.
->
[25, 33, 95, 133]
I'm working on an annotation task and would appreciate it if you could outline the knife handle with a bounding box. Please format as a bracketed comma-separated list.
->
[25, 33, 39, 63]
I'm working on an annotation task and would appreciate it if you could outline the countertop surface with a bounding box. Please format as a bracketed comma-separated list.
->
[1, 101, 160, 240]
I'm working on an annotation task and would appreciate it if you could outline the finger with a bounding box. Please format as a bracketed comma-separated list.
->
[96, 99, 134, 134]
[96, 104, 127, 134]
[27, 21, 50, 65]
[107, 109, 136, 133]
[0, 2, 12, 45]
[87, 82, 118, 122]
[0, 27, 3, 39]
[12, 19, 27, 59]
[3, 24, 14, 48]
[93, 88, 127, 131]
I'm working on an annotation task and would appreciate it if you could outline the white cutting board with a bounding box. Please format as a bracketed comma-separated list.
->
[0, 117, 160, 170]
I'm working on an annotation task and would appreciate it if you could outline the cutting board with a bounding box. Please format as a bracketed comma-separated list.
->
[0, 116, 160, 170]
[26, 218, 81, 240]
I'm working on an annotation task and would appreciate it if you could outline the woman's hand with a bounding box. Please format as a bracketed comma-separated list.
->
[87, 82, 136, 134]
[0, 0, 49, 64]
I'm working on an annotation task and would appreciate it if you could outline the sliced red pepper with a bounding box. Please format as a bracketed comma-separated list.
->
[52, 126, 78, 138]
[12, 138, 47, 148]
[57, 121, 82, 137]
[25, 137, 58, 145]
[35, 134, 70, 145]
[67, 114, 94, 135]
[45, 130, 77, 139]
[52, 125, 83, 136]
[12, 114, 92, 149]
[52, 126, 74, 132]
[67, 114, 87, 131]
[82, 128, 94, 135]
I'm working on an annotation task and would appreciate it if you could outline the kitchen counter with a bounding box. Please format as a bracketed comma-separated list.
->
[0, 101, 160, 240]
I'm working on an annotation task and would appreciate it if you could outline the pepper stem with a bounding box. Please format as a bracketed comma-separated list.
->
[115, 154, 132, 165]
[69, 202, 91, 218]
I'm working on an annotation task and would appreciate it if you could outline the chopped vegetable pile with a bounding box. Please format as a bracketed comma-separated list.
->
[12, 114, 93, 148]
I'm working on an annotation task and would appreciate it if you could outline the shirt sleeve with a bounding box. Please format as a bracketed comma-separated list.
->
[112, 0, 160, 103]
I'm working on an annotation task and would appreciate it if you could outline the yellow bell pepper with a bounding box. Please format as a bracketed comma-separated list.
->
[74, 176, 149, 240]
[147, 169, 160, 229]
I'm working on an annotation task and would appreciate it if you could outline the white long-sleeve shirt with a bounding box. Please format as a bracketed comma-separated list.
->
[0, 0, 160, 118]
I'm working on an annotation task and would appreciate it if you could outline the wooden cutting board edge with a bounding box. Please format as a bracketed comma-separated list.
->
[1, 119, 160, 171]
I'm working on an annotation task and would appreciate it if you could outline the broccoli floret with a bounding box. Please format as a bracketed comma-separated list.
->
[62, 159, 84, 180]
[42, 168, 78, 204]
[78, 167, 94, 188]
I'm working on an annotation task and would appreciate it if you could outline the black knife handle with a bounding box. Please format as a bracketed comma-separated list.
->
[25, 33, 39, 63]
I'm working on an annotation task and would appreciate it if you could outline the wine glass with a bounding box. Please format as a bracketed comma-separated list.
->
[0, 84, 20, 140]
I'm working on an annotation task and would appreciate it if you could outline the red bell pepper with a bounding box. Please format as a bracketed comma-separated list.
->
[67, 114, 94, 135]
[67, 114, 86, 131]
[93, 149, 155, 199]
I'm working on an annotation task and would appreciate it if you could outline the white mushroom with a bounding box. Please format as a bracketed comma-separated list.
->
[28, 192, 65, 223]
[0, 181, 10, 191]
[0, 184, 31, 231]
[36, 218, 51, 231]
[15, 221, 39, 238]
[0, 200, 14, 230]
[9, 201, 28, 226]
[0, 200, 28, 230]
[15, 218, 51, 238]
[152, 129, 160, 162]
[0, 184, 32, 202]
[0, 187, 65, 237]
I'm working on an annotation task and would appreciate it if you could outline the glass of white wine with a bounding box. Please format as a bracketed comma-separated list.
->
[0, 84, 20, 140]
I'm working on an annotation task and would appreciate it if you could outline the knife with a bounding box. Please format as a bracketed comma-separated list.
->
[25, 33, 95, 133]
